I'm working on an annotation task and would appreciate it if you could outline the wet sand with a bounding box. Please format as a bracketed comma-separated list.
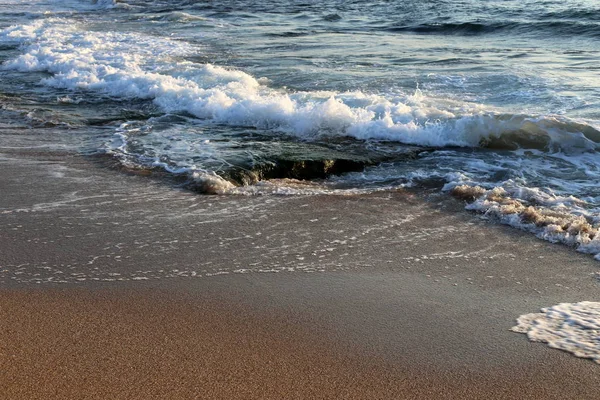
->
[1, 139, 600, 399]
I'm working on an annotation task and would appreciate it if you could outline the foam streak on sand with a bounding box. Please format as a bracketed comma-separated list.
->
[450, 184, 600, 259]
[512, 302, 600, 364]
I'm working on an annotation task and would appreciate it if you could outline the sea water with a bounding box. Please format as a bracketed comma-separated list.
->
[1, 0, 600, 253]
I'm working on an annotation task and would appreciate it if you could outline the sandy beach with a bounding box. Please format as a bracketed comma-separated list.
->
[2, 0, 600, 398]
[1, 133, 600, 399]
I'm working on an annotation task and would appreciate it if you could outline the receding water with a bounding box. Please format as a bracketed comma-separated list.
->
[2, 0, 600, 253]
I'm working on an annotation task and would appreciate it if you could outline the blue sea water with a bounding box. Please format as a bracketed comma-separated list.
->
[1, 0, 600, 254]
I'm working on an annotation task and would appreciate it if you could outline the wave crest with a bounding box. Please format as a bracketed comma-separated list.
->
[1, 18, 598, 154]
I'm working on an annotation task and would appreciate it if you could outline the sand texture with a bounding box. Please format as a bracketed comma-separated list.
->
[1, 136, 600, 399]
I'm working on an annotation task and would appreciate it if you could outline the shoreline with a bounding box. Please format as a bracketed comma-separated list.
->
[2, 137, 600, 398]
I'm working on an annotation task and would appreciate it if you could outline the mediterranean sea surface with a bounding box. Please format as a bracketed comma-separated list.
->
[2, 0, 600, 256]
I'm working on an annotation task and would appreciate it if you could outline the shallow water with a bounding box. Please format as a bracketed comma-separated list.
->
[1, 0, 600, 254]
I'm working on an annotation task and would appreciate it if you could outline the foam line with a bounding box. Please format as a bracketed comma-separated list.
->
[2, 19, 599, 152]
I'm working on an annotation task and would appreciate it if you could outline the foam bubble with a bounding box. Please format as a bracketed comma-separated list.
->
[189, 171, 235, 194]
[2, 19, 598, 152]
[450, 184, 487, 201]
[449, 183, 600, 257]
[512, 302, 600, 364]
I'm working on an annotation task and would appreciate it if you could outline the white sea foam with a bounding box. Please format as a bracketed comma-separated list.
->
[2, 18, 597, 151]
[226, 179, 398, 196]
[512, 302, 600, 364]
[447, 183, 600, 258]
[190, 171, 235, 194]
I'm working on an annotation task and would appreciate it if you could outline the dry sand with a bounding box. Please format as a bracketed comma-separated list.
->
[1, 138, 600, 399]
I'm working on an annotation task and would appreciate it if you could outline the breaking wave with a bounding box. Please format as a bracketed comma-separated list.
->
[1, 0, 600, 263]
[1, 18, 598, 154]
